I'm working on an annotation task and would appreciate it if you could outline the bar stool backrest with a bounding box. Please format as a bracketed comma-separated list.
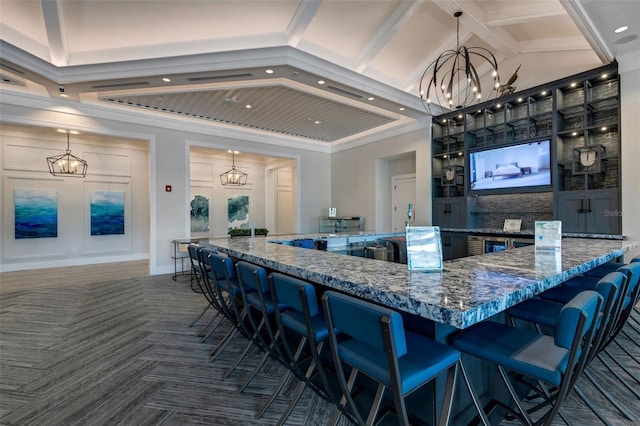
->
[556, 290, 600, 350]
[323, 291, 407, 362]
[236, 261, 269, 294]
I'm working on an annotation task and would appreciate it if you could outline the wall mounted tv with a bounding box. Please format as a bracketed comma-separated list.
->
[469, 140, 551, 193]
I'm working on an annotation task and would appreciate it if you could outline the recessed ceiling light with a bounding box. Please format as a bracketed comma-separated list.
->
[265, 69, 274, 74]
[368, 97, 374, 101]
[496, 104, 502, 108]
[614, 25, 628, 34]
[570, 82, 577, 88]
[399, 107, 405, 111]
[601, 126, 607, 131]
[314, 120, 321, 124]
[517, 98, 523, 102]
[541, 91, 547, 96]
[442, 119, 447, 123]
[572, 132, 578, 136]
[245, 104, 252, 109]
[162, 77, 171, 82]
[317, 80, 325, 85]
[602, 73, 608, 78]
[60, 93, 68, 98]
[458, 152, 463, 156]
[443, 154, 448, 158]
[458, 114, 463, 118]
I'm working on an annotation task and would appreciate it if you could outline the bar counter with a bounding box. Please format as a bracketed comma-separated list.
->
[203, 235, 636, 330]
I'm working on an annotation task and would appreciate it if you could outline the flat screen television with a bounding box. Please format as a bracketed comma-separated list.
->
[468, 140, 551, 193]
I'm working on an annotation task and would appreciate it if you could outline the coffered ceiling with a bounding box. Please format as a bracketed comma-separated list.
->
[0, 0, 637, 150]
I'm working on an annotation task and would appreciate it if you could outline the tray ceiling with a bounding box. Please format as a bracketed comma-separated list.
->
[0, 0, 637, 149]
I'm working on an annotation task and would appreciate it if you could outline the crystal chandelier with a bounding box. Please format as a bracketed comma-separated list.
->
[46, 131, 88, 177]
[220, 150, 248, 186]
[419, 11, 500, 115]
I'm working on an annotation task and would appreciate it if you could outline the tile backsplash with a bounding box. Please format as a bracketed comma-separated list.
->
[473, 192, 553, 230]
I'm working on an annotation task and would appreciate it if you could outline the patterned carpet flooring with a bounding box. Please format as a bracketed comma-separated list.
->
[0, 274, 638, 425]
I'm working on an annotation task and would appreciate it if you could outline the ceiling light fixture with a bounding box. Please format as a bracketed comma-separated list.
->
[220, 150, 247, 186]
[317, 80, 326, 85]
[162, 77, 171, 82]
[46, 131, 88, 177]
[419, 11, 500, 115]
[265, 69, 274, 74]
[614, 25, 628, 34]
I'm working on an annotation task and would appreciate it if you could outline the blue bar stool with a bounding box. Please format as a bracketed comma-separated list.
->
[235, 261, 288, 392]
[293, 238, 316, 249]
[186, 244, 213, 332]
[205, 251, 253, 363]
[192, 246, 231, 343]
[450, 290, 602, 426]
[583, 255, 640, 278]
[321, 290, 463, 426]
[507, 272, 632, 422]
[259, 272, 338, 424]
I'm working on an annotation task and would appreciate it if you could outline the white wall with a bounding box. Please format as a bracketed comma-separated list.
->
[0, 92, 331, 275]
[620, 54, 640, 260]
[331, 127, 431, 232]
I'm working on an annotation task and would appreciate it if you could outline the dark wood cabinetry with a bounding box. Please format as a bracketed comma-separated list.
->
[433, 198, 469, 228]
[555, 189, 620, 234]
[431, 63, 620, 235]
[441, 232, 467, 260]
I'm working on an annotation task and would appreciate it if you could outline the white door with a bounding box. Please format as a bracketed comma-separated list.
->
[276, 188, 294, 234]
[392, 174, 416, 232]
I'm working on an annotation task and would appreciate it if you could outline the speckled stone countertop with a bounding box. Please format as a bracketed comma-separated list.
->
[203, 236, 636, 329]
[439, 228, 626, 240]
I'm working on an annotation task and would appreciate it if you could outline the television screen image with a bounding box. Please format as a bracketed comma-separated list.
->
[469, 140, 551, 192]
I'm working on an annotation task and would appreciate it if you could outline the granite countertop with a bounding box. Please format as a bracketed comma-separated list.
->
[203, 235, 636, 329]
[439, 227, 626, 240]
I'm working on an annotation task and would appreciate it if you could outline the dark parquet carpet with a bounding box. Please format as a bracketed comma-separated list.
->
[1, 274, 638, 425]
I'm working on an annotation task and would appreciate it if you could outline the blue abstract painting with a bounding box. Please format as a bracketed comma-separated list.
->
[91, 191, 125, 236]
[228, 195, 249, 230]
[14, 189, 58, 239]
[190, 194, 210, 232]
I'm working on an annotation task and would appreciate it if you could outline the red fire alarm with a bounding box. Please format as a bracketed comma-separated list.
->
[165, 185, 172, 192]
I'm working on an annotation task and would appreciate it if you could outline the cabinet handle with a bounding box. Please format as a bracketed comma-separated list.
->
[577, 199, 584, 214]
[585, 199, 592, 213]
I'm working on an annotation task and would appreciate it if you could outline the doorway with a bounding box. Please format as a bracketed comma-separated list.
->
[391, 174, 416, 232]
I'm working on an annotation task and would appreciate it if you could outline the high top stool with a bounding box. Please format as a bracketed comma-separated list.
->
[186, 244, 214, 333]
[260, 273, 338, 424]
[583, 256, 640, 279]
[321, 290, 463, 426]
[234, 261, 288, 393]
[205, 251, 254, 363]
[192, 246, 230, 343]
[450, 290, 602, 426]
[507, 272, 630, 423]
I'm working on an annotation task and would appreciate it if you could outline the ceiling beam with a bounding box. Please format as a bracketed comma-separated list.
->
[40, 0, 67, 66]
[287, 0, 323, 47]
[520, 36, 592, 53]
[560, 0, 613, 62]
[355, 0, 424, 73]
[433, 0, 520, 58]
[485, 2, 566, 27]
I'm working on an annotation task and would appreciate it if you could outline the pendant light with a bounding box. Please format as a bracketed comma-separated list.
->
[46, 130, 88, 177]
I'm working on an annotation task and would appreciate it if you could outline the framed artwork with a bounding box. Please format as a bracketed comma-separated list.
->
[14, 189, 58, 239]
[190, 194, 210, 232]
[228, 195, 249, 230]
[90, 191, 125, 236]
